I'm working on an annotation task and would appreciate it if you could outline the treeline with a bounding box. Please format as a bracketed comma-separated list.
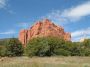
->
[25, 37, 90, 57]
[0, 37, 90, 57]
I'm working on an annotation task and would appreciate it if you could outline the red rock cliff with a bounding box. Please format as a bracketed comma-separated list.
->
[19, 19, 71, 47]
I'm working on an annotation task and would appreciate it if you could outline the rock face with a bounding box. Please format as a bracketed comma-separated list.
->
[19, 19, 71, 47]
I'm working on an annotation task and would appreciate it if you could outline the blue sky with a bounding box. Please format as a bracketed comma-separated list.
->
[0, 0, 90, 41]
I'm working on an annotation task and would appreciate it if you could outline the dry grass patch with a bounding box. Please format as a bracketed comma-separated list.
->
[0, 56, 90, 67]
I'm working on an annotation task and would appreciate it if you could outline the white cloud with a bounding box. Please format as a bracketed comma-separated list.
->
[8, 10, 16, 14]
[40, 1, 90, 41]
[72, 37, 82, 42]
[71, 27, 90, 41]
[0, 0, 15, 14]
[62, 1, 90, 21]
[71, 27, 90, 37]
[0, 0, 8, 8]
[71, 30, 84, 37]
[41, 10, 68, 26]
[18, 22, 29, 29]
[42, 1, 90, 24]
[0, 30, 16, 35]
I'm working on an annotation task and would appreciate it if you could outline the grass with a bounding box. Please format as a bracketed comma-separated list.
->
[0, 56, 90, 67]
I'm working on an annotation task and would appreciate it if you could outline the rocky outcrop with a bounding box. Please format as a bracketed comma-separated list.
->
[19, 19, 71, 47]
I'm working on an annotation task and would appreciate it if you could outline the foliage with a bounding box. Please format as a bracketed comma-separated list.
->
[54, 48, 71, 56]
[0, 46, 7, 56]
[25, 37, 70, 57]
[5, 38, 23, 57]
[1, 37, 90, 57]
[25, 37, 50, 57]
[25, 37, 90, 57]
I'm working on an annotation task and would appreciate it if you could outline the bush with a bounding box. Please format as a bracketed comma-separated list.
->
[0, 46, 7, 57]
[25, 37, 66, 57]
[25, 37, 90, 57]
[25, 37, 50, 57]
[54, 48, 71, 56]
[83, 39, 90, 48]
[5, 38, 23, 57]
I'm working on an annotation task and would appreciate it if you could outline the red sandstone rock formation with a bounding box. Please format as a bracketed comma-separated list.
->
[19, 19, 71, 47]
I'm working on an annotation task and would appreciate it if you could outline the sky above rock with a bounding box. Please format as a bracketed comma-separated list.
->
[0, 0, 90, 41]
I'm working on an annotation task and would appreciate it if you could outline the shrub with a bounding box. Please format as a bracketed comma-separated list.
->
[0, 46, 7, 57]
[25, 37, 90, 57]
[25, 37, 50, 57]
[83, 39, 90, 48]
[5, 38, 23, 57]
[54, 48, 71, 56]
[25, 37, 66, 57]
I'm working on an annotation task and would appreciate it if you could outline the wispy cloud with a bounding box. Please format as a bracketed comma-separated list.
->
[42, 1, 90, 24]
[62, 1, 90, 21]
[18, 22, 29, 29]
[71, 27, 90, 41]
[0, 30, 16, 35]
[7, 9, 16, 14]
[71, 27, 90, 37]
[41, 1, 90, 41]
[0, 0, 15, 14]
[41, 10, 67, 25]
[0, 0, 8, 9]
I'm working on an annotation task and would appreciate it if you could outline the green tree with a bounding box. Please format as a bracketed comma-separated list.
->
[25, 37, 49, 57]
[83, 39, 90, 48]
[25, 36, 66, 57]
[6, 38, 23, 57]
[54, 48, 71, 56]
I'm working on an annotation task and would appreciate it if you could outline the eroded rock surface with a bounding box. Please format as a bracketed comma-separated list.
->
[19, 19, 71, 47]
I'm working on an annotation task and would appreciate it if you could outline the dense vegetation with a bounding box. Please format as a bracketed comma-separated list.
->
[0, 38, 23, 57]
[0, 37, 90, 57]
[25, 37, 90, 57]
